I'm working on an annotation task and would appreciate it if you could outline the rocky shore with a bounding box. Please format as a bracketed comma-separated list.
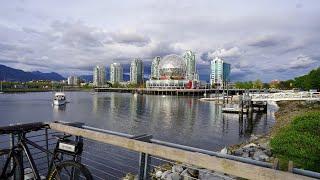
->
[123, 100, 320, 180]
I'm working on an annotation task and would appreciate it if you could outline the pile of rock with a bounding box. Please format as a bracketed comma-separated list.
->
[152, 164, 234, 180]
[231, 142, 273, 162]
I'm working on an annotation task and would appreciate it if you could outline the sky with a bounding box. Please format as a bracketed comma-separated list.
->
[0, 0, 319, 82]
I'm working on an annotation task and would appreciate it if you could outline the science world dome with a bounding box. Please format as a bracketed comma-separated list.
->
[158, 54, 187, 80]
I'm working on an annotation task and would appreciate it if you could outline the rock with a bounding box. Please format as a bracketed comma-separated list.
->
[253, 151, 269, 162]
[156, 171, 163, 178]
[259, 142, 269, 150]
[220, 147, 228, 154]
[243, 143, 257, 149]
[233, 149, 243, 156]
[161, 170, 171, 179]
[187, 168, 199, 177]
[249, 134, 259, 141]
[263, 149, 272, 157]
[166, 172, 181, 180]
[199, 170, 229, 180]
[180, 169, 193, 180]
[241, 152, 249, 158]
[172, 165, 184, 174]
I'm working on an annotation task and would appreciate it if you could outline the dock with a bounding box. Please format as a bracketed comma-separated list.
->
[94, 87, 278, 96]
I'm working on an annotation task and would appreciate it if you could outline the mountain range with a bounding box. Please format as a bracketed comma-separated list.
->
[0, 64, 65, 82]
[0, 63, 210, 82]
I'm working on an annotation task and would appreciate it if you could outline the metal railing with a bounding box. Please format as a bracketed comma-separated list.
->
[1, 122, 320, 179]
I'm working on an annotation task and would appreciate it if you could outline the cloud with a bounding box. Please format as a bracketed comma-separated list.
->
[287, 55, 316, 69]
[208, 47, 242, 59]
[0, 1, 319, 80]
[247, 35, 282, 47]
[110, 31, 150, 47]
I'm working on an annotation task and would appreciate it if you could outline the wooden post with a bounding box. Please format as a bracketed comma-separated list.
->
[288, 161, 294, 172]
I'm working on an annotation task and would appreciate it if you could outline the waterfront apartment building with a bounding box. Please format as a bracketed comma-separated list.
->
[151, 56, 161, 80]
[93, 65, 106, 86]
[183, 50, 198, 80]
[130, 58, 144, 84]
[67, 76, 79, 86]
[110, 63, 123, 84]
[210, 57, 231, 88]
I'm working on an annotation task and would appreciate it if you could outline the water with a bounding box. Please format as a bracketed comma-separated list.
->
[0, 91, 276, 151]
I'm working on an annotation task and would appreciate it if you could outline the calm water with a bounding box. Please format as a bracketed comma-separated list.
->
[0, 91, 276, 151]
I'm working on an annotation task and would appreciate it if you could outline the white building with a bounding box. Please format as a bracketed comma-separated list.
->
[210, 57, 231, 88]
[67, 76, 79, 86]
[183, 50, 198, 80]
[93, 65, 106, 86]
[110, 63, 123, 84]
[130, 59, 144, 84]
[146, 54, 200, 89]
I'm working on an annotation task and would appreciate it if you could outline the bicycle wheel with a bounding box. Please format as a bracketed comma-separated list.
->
[0, 149, 23, 180]
[47, 160, 92, 180]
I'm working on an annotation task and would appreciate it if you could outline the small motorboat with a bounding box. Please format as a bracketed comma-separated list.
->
[53, 92, 66, 106]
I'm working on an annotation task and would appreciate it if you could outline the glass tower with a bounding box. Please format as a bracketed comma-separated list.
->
[93, 65, 106, 86]
[130, 58, 144, 84]
[110, 63, 123, 84]
[210, 57, 230, 87]
[183, 50, 198, 80]
[151, 56, 161, 80]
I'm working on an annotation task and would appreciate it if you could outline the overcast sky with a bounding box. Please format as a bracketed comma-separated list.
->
[0, 0, 319, 81]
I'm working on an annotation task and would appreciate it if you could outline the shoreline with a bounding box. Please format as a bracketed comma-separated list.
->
[228, 100, 320, 163]
[1, 88, 93, 93]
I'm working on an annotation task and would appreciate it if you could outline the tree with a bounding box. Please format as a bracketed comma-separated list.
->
[253, 79, 263, 89]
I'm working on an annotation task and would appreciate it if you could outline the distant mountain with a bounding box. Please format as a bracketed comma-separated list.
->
[0, 64, 65, 82]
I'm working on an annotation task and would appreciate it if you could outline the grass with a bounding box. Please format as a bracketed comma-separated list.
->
[270, 111, 320, 172]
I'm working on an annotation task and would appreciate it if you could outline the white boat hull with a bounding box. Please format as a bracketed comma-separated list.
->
[53, 100, 66, 106]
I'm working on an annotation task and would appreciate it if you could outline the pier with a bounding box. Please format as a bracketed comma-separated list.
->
[1, 121, 319, 179]
[94, 87, 279, 96]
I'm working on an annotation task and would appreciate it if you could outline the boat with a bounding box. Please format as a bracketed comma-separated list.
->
[53, 92, 66, 106]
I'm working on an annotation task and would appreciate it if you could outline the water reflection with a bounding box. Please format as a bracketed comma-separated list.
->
[0, 92, 275, 151]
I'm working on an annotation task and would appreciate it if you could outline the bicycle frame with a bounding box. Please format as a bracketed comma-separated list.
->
[4, 132, 81, 180]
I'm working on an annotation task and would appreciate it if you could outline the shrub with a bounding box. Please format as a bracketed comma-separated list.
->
[270, 111, 320, 172]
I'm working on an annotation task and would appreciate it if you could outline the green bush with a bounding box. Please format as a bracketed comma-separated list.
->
[270, 112, 320, 172]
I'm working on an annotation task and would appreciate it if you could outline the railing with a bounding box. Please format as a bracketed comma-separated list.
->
[250, 92, 320, 101]
[1, 122, 320, 179]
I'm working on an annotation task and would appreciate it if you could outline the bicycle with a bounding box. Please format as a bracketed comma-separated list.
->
[0, 122, 93, 180]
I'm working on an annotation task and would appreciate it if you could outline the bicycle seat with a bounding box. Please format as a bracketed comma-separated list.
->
[53, 134, 72, 140]
[0, 122, 49, 135]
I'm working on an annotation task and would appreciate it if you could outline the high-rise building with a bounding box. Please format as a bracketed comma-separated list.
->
[67, 76, 79, 86]
[210, 57, 231, 88]
[93, 65, 106, 86]
[183, 50, 198, 80]
[151, 56, 161, 80]
[130, 58, 144, 84]
[110, 63, 123, 83]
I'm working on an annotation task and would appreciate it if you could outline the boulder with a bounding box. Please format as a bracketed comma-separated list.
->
[199, 170, 225, 180]
[155, 171, 163, 178]
[180, 169, 193, 180]
[243, 143, 257, 149]
[253, 151, 269, 162]
[187, 168, 199, 177]
[241, 152, 249, 158]
[161, 170, 171, 179]
[166, 172, 181, 180]
[233, 149, 243, 156]
[172, 165, 184, 174]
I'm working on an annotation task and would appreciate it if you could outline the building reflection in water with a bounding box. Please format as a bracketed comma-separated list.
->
[90, 92, 274, 150]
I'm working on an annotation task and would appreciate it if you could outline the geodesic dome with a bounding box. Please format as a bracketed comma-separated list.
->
[158, 54, 186, 80]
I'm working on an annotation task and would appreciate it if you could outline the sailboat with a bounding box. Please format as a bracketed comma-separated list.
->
[0, 81, 3, 94]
